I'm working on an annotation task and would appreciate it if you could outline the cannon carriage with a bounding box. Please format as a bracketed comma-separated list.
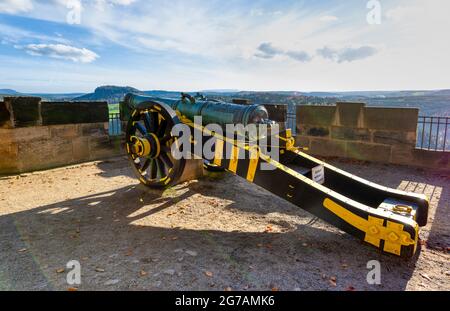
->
[123, 93, 429, 258]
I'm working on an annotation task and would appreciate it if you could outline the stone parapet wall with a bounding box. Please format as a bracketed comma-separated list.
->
[0, 123, 123, 175]
[295, 102, 449, 170]
[0, 97, 121, 175]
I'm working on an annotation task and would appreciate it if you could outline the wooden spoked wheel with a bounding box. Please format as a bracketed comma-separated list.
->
[126, 103, 185, 188]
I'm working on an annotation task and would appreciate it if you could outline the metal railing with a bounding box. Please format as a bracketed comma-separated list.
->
[287, 103, 296, 135]
[109, 113, 122, 136]
[416, 116, 449, 151]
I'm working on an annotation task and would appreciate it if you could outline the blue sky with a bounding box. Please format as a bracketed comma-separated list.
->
[0, 0, 449, 93]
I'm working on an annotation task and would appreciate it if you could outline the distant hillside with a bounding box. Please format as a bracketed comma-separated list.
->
[73, 86, 145, 103]
[0, 89, 20, 95]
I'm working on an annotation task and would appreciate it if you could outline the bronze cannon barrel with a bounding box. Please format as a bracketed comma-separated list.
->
[124, 93, 269, 126]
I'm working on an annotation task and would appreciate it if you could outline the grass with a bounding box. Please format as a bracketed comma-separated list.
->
[108, 103, 120, 114]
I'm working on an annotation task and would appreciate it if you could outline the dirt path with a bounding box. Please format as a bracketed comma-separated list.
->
[0, 157, 448, 291]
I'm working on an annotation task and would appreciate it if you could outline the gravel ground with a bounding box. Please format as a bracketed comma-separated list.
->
[0, 156, 448, 291]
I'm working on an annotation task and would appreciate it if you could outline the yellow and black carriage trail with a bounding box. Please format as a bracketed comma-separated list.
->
[124, 93, 429, 258]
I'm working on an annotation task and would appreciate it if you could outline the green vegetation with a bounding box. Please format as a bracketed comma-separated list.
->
[108, 103, 120, 114]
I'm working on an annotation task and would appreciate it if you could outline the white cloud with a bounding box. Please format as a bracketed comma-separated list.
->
[0, 0, 33, 13]
[317, 46, 378, 63]
[255, 42, 312, 62]
[18, 44, 99, 63]
[319, 15, 338, 22]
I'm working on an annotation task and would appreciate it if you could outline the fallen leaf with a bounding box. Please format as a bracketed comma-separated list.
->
[95, 268, 105, 272]
[67, 287, 78, 291]
[329, 276, 337, 287]
[205, 271, 213, 277]
[264, 225, 273, 233]
[125, 249, 133, 256]
[420, 273, 432, 281]
[56, 268, 65, 273]
[140, 270, 148, 276]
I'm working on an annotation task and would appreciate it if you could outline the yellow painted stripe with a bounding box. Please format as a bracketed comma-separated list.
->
[246, 148, 259, 182]
[214, 139, 224, 166]
[323, 198, 416, 256]
[228, 145, 239, 173]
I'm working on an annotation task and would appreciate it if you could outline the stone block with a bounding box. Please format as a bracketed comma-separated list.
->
[3, 96, 42, 127]
[364, 107, 418, 131]
[17, 139, 54, 172]
[0, 101, 12, 128]
[0, 142, 19, 174]
[309, 138, 346, 158]
[72, 136, 90, 162]
[411, 149, 450, 169]
[81, 123, 108, 137]
[11, 126, 51, 143]
[297, 125, 330, 137]
[372, 130, 416, 146]
[331, 126, 370, 141]
[297, 105, 336, 126]
[346, 142, 391, 163]
[178, 159, 204, 183]
[390, 146, 415, 165]
[0, 129, 14, 143]
[50, 124, 80, 139]
[41, 101, 109, 125]
[295, 135, 310, 148]
[89, 135, 114, 160]
[264, 104, 287, 122]
[335, 102, 365, 128]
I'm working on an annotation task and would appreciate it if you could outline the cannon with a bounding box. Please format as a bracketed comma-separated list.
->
[123, 93, 429, 258]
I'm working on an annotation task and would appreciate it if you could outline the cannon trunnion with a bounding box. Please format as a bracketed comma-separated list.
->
[123, 93, 429, 258]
